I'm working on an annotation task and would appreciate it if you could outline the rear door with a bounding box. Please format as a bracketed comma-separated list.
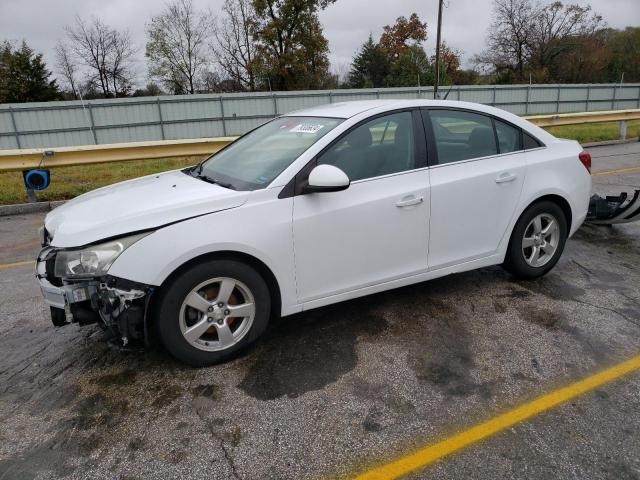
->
[422, 108, 526, 269]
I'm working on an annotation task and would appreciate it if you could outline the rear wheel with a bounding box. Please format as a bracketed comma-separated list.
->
[155, 259, 271, 366]
[503, 201, 568, 279]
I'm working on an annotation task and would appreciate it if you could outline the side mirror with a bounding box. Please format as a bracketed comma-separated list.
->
[304, 164, 350, 193]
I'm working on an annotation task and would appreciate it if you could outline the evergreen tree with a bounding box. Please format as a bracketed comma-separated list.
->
[0, 41, 60, 103]
[348, 35, 390, 88]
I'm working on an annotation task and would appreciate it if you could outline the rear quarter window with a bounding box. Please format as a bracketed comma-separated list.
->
[523, 132, 544, 149]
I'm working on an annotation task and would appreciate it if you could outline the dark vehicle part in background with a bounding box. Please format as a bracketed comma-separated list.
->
[587, 189, 640, 225]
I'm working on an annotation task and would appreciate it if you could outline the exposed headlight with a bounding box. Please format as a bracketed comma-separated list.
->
[54, 233, 149, 279]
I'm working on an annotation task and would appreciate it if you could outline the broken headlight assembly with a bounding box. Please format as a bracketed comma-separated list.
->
[53, 232, 149, 279]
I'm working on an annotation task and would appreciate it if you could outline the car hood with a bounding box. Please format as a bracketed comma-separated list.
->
[46, 169, 249, 248]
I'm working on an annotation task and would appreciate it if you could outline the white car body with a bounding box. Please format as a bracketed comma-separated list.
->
[39, 99, 591, 326]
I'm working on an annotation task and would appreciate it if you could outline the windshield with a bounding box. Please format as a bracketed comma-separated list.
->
[195, 116, 343, 190]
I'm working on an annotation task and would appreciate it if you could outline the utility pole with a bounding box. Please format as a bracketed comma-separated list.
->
[433, 0, 444, 99]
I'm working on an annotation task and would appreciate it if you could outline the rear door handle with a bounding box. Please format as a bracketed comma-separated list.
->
[396, 195, 424, 207]
[495, 172, 517, 183]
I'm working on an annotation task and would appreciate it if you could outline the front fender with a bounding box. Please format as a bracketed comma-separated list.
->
[108, 191, 299, 315]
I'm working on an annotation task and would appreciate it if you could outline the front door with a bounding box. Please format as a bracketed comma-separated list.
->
[292, 110, 430, 303]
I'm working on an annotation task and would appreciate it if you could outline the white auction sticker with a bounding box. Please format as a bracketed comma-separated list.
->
[290, 124, 325, 134]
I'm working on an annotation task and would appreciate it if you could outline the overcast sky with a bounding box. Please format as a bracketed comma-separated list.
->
[1, 0, 638, 87]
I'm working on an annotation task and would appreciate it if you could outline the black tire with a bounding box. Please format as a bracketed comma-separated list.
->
[155, 259, 271, 367]
[503, 200, 568, 279]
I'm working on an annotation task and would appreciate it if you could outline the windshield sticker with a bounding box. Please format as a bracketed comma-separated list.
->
[290, 124, 325, 134]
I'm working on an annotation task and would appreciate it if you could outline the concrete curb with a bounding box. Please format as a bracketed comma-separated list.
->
[582, 137, 639, 148]
[0, 200, 66, 217]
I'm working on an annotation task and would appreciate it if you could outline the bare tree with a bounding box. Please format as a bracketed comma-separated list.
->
[476, 0, 604, 82]
[65, 16, 135, 97]
[54, 42, 80, 99]
[212, 0, 257, 91]
[529, 1, 604, 70]
[145, 0, 213, 94]
[475, 0, 536, 79]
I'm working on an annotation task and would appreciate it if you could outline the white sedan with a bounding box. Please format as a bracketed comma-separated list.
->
[36, 100, 592, 366]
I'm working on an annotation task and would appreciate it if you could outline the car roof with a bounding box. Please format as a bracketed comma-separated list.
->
[284, 98, 558, 144]
[284, 99, 505, 119]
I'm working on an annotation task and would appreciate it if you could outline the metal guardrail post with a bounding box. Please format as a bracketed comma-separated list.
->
[156, 98, 166, 140]
[219, 96, 227, 137]
[8, 107, 21, 149]
[556, 86, 561, 113]
[272, 93, 278, 117]
[87, 103, 98, 144]
[328, 91, 333, 103]
[586, 85, 591, 111]
[612, 83, 617, 110]
[619, 120, 627, 140]
[492, 87, 496, 106]
[376, 90, 380, 99]
[525, 85, 531, 114]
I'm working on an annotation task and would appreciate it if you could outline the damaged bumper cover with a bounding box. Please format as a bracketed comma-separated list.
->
[36, 246, 153, 346]
[587, 189, 640, 225]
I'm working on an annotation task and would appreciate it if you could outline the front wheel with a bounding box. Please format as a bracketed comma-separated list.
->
[503, 201, 568, 279]
[155, 259, 271, 366]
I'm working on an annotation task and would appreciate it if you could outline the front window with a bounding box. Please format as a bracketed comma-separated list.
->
[317, 111, 415, 182]
[195, 116, 343, 190]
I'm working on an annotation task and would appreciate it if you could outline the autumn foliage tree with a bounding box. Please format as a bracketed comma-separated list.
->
[379, 13, 427, 59]
[349, 13, 462, 88]
[251, 0, 336, 90]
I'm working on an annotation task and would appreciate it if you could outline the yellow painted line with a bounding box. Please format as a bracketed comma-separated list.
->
[353, 354, 640, 480]
[0, 260, 34, 270]
[592, 166, 640, 177]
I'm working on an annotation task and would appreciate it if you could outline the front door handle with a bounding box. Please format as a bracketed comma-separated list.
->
[396, 195, 424, 207]
[495, 172, 517, 183]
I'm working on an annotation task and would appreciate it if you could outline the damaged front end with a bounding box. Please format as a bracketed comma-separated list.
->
[587, 189, 640, 225]
[35, 231, 154, 348]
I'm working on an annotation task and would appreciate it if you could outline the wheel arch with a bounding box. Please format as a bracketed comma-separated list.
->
[522, 194, 573, 229]
[152, 250, 282, 320]
[502, 193, 573, 259]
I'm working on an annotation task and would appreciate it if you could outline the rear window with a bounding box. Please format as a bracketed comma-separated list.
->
[426, 110, 498, 164]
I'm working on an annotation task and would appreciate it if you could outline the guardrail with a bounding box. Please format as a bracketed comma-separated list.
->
[0, 109, 638, 172]
[0, 137, 236, 172]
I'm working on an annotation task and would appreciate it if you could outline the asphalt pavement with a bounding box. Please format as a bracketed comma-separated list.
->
[0, 142, 639, 480]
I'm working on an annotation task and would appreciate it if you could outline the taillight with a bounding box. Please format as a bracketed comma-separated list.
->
[579, 150, 591, 173]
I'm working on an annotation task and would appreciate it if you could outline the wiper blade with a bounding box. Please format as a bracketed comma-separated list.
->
[196, 174, 236, 190]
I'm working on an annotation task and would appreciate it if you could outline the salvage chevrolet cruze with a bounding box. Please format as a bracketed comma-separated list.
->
[36, 100, 592, 366]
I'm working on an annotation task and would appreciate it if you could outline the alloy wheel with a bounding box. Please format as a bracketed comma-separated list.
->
[179, 277, 255, 352]
[521, 213, 560, 268]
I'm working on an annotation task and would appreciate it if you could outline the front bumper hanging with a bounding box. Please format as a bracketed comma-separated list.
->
[35, 247, 152, 346]
[587, 189, 640, 225]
